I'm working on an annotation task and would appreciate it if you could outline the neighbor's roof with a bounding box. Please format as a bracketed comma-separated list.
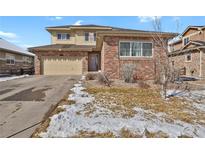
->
[0, 38, 35, 56]
[46, 24, 178, 36]
[28, 44, 95, 52]
[181, 25, 205, 36]
[169, 41, 205, 56]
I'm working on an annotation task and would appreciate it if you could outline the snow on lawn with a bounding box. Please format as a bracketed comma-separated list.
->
[0, 75, 29, 82]
[39, 77, 205, 138]
[167, 89, 205, 112]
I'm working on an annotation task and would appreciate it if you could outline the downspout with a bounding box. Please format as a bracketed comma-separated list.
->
[197, 48, 202, 78]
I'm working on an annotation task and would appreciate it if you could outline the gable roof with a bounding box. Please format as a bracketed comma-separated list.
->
[169, 40, 205, 56]
[46, 24, 178, 35]
[182, 40, 205, 50]
[0, 38, 34, 56]
[181, 25, 205, 36]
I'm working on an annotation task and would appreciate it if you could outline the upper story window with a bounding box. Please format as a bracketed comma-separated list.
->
[85, 32, 96, 42]
[183, 37, 189, 46]
[6, 53, 15, 65]
[119, 41, 152, 57]
[57, 33, 70, 40]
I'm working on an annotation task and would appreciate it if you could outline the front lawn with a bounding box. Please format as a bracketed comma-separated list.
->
[33, 79, 205, 138]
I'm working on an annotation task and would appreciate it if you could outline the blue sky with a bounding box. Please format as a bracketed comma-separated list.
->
[0, 16, 205, 49]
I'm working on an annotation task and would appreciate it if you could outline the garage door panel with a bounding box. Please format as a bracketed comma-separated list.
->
[43, 57, 82, 75]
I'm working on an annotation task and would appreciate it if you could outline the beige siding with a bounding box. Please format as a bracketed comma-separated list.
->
[51, 31, 76, 44]
[42, 56, 83, 75]
[50, 29, 97, 45]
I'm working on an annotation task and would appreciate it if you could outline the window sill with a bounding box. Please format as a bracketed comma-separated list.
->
[119, 56, 153, 60]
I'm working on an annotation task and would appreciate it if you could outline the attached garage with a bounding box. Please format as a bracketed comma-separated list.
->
[28, 44, 95, 75]
[42, 56, 83, 75]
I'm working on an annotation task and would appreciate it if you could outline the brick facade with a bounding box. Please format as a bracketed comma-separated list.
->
[101, 36, 164, 80]
[34, 50, 88, 75]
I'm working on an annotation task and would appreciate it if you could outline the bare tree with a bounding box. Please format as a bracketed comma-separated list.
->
[151, 16, 176, 99]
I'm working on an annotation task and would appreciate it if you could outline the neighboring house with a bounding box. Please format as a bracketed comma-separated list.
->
[29, 24, 176, 80]
[169, 26, 205, 78]
[0, 38, 34, 75]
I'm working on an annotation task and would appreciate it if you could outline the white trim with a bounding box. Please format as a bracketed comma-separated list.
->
[119, 40, 153, 58]
[57, 33, 70, 40]
[185, 52, 192, 62]
[84, 32, 96, 42]
[183, 37, 190, 46]
[199, 49, 202, 77]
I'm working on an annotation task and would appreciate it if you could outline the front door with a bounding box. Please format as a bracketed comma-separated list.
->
[88, 53, 100, 71]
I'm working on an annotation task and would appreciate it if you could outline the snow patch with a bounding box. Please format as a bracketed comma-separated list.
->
[0, 75, 29, 82]
[39, 79, 205, 138]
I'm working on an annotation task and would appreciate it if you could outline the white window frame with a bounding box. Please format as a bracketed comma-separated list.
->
[57, 33, 70, 40]
[119, 41, 153, 58]
[84, 32, 96, 42]
[183, 37, 190, 46]
[185, 52, 192, 62]
[6, 53, 15, 65]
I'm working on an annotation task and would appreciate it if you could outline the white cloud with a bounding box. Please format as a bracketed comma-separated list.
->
[138, 16, 161, 23]
[0, 31, 17, 39]
[19, 44, 34, 49]
[73, 20, 83, 25]
[49, 16, 63, 21]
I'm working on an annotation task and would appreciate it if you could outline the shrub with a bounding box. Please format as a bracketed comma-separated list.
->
[122, 64, 136, 83]
[97, 72, 111, 86]
[85, 73, 97, 80]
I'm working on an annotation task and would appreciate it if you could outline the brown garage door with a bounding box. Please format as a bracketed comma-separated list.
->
[43, 56, 82, 75]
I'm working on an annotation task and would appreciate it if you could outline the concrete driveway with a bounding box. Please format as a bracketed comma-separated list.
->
[0, 75, 80, 138]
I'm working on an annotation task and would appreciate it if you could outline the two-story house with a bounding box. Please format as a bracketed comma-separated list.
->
[29, 24, 176, 80]
[169, 26, 205, 78]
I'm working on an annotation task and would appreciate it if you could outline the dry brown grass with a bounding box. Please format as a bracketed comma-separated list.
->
[143, 129, 169, 138]
[72, 131, 115, 138]
[85, 86, 205, 125]
[120, 128, 142, 138]
[31, 99, 76, 138]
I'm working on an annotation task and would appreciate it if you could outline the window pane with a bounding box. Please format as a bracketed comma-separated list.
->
[94, 33, 96, 41]
[66, 34, 70, 40]
[186, 53, 191, 61]
[6, 59, 10, 64]
[120, 42, 130, 56]
[11, 59, 15, 64]
[131, 42, 141, 56]
[89, 33, 94, 41]
[142, 43, 152, 56]
[85, 32, 89, 41]
[61, 34, 66, 40]
[57, 34, 61, 40]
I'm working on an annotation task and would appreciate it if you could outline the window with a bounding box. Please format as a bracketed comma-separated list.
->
[6, 53, 15, 65]
[85, 32, 89, 41]
[85, 32, 96, 41]
[185, 53, 192, 62]
[23, 56, 31, 65]
[184, 37, 189, 46]
[131, 42, 141, 56]
[57, 33, 70, 40]
[120, 42, 130, 56]
[142, 43, 152, 56]
[119, 41, 152, 57]
[94, 33, 96, 41]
